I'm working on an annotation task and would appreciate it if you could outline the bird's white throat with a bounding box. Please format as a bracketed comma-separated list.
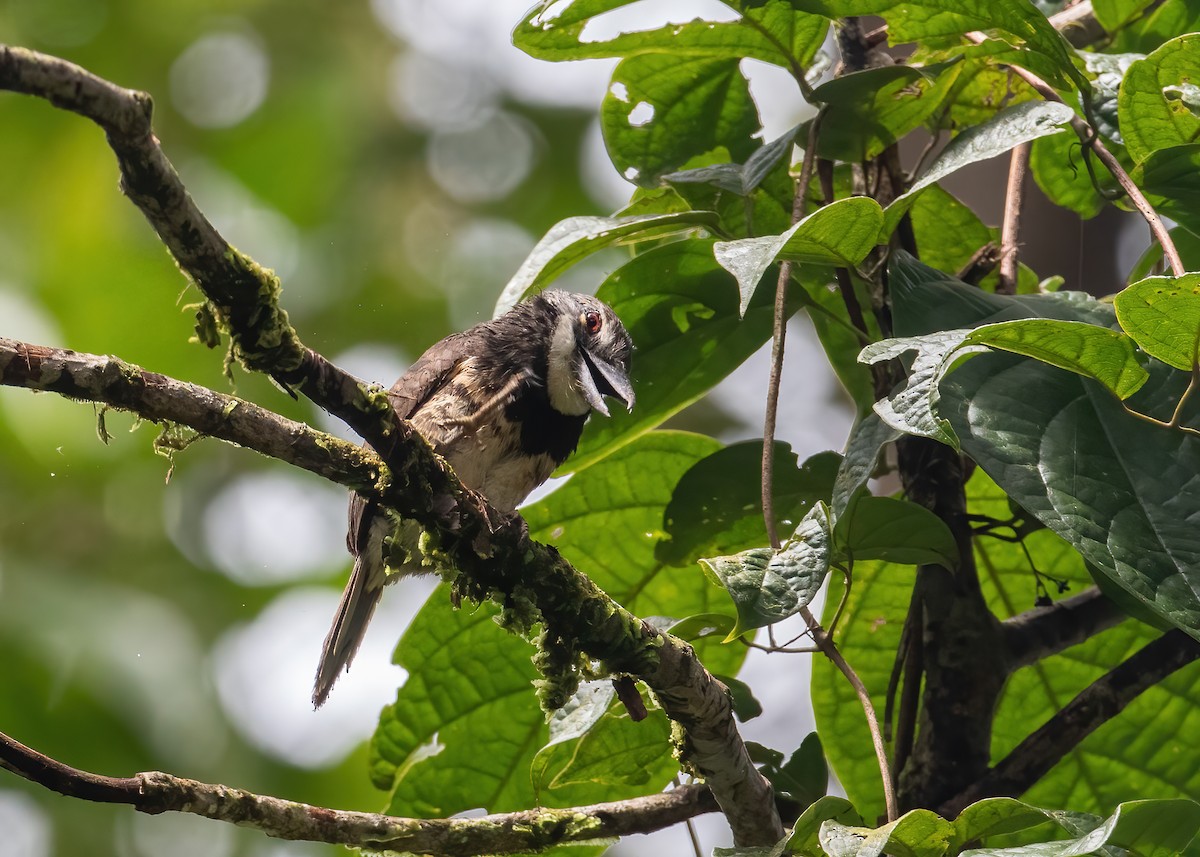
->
[547, 314, 591, 416]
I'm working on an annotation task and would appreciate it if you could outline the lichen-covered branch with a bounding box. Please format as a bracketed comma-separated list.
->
[0, 728, 717, 855]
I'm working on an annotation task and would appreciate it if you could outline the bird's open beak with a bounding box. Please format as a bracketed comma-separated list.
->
[579, 349, 635, 417]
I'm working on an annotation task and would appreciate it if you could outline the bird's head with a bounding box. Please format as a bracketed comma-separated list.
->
[539, 290, 634, 418]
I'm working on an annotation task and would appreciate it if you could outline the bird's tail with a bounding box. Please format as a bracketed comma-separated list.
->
[312, 551, 383, 708]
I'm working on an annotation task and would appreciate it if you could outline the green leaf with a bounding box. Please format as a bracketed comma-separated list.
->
[812, 63, 963, 161]
[908, 185, 997, 280]
[1093, 0, 1156, 31]
[493, 211, 718, 317]
[701, 502, 832, 638]
[959, 798, 1200, 856]
[788, 796, 863, 857]
[820, 811, 956, 857]
[1111, 0, 1200, 54]
[835, 495, 960, 569]
[761, 732, 828, 807]
[1029, 131, 1107, 220]
[965, 319, 1150, 400]
[666, 123, 801, 197]
[370, 588, 546, 815]
[527, 430, 747, 677]
[567, 239, 797, 473]
[718, 675, 764, 722]
[1117, 34, 1200, 163]
[714, 196, 884, 315]
[1114, 274, 1200, 371]
[531, 685, 674, 796]
[832, 411, 900, 518]
[601, 54, 759, 187]
[658, 442, 840, 567]
[1082, 51, 1144, 145]
[789, 0, 1088, 92]
[885, 101, 1077, 234]
[513, 0, 827, 70]
[1133, 143, 1200, 219]
[858, 328, 973, 448]
[952, 797, 1062, 845]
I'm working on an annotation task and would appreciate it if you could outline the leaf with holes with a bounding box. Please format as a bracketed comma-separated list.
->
[1118, 34, 1200, 162]
[602, 54, 759, 187]
[1114, 274, 1200, 371]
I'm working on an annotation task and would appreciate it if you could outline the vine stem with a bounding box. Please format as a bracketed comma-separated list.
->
[997, 142, 1031, 295]
[964, 31, 1184, 277]
[762, 112, 821, 548]
[801, 605, 899, 822]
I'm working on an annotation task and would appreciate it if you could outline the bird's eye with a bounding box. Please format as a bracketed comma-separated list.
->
[583, 310, 603, 335]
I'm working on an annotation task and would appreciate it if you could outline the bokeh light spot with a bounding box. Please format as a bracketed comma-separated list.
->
[170, 31, 269, 129]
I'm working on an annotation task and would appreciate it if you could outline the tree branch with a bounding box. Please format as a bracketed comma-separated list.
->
[0, 728, 717, 855]
[940, 629, 1200, 817]
[0, 46, 783, 845]
[1002, 586, 1128, 671]
[997, 142, 1030, 296]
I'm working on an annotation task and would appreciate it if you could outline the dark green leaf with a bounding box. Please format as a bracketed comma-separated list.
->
[666, 124, 801, 197]
[493, 211, 719, 317]
[812, 64, 963, 161]
[1111, 0, 1200, 54]
[835, 495, 960, 569]
[717, 674, 764, 721]
[658, 442, 840, 567]
[714, 196, 884, 315]
[1117, 34, 1200, 162]
[602, 55, 759, 187]
[832, 411, 900, 518]
[1114, 273, 1200, 371]
[1127, 226, 1200, 284]
[568, 239, 798, 473]
[908, 185, 997, 279]
[761, 732, 828, 807]
[1082, 51, 1144, 144]
[1133, 143, 1200, 219]
[701, 502, 832, 638]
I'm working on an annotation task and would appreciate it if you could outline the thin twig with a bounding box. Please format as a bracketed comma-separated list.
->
[762, 113, 822, 548]
[0, 728, 718, 855]
[801, 605, 899, 822]
[997, 142, 1031, 295]
[963, 31, 1183, 277]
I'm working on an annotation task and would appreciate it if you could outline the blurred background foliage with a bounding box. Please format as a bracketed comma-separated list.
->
[0, 1, 1166, 855]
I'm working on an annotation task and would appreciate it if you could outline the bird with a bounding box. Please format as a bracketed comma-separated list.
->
[312, 290, 635, 707]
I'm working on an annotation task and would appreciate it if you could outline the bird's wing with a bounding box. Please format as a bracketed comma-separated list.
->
[346, 330, 480, 553]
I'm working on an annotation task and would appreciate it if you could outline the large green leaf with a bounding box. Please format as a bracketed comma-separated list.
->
[658, 442, 840, 567]
[1030, 132, 1107, 220]
[714, 196, 884, 315]
[1093, 0, 1156, 31]
[1117, 34, 1200, 163]
[834, 495, 960, 570]
[820, 810, 956, 857]
[601, 54, 759, 187]
[1114, 274, 1200, 371]
[812, 63, 963, 161]
[567, 239, 790, 473]
[513, 0, 827, 71]
[492, 211, 719, 317]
